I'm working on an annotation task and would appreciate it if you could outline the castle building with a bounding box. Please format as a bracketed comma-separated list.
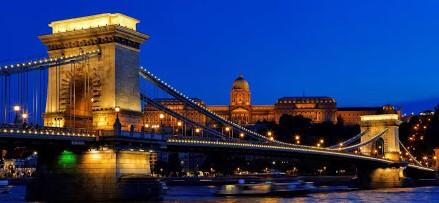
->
[143, 75, 394, 127]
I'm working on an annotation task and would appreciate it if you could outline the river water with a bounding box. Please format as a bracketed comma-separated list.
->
[2, 185, 439, 202]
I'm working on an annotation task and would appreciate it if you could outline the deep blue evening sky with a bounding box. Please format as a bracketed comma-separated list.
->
[1, 0, 439, 113]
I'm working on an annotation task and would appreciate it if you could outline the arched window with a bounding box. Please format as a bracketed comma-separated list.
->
[373, 138, 385, 157]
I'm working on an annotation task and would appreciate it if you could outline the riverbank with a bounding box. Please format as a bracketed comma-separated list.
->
[162, 175, 355, 186]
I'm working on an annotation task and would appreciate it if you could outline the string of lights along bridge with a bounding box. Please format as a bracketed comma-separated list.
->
[0, 13, 436, 201]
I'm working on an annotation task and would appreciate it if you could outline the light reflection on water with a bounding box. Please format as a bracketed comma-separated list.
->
[2, 185, 439, 202]
[163, 186, 439, 203]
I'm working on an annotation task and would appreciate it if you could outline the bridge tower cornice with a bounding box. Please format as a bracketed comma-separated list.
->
[39, 25, 149, 52]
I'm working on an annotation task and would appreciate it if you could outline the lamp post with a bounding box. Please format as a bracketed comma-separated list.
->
[159, 113, 164, 124]
[225, 126, 230, 137]
[13, 105, 20, 124]
[177, 121, 182, 136]
[115, 106, 120, 115]
[295, 134, 300, 144]
[113, 106, 121, 136]
[159, 113, 164, 134]
[239, 132, 245, 138]
[22, 113, 28, 125]
[267, 131, 273, 141]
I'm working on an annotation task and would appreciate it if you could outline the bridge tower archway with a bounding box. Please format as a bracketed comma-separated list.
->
[373, 137, 385, 157]
[359, 114, 401, 161]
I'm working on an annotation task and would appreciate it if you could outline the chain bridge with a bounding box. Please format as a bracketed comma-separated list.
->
[0, 13, 435, 201]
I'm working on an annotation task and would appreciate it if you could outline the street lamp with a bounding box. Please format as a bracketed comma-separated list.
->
[113, 106, 121, 136]
[13, 105, 20, 112]
[159, 113, 164, 128]
[13, 105, 20, 124]
[225, 126, 231, 137]
[115, 106, 120, 115]
[22, 113, 28, 124]
[239, 132, 245, 138]
[267, 131, 272, 137]
[267, 131, 273, 141]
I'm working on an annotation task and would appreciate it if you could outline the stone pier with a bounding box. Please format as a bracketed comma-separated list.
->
[356, 165, 407, 188]
[26, 147, 162, 202]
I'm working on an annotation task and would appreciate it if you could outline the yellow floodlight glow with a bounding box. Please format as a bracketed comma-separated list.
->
[49, 13, 139, 33]
[361, 114, 399, 121]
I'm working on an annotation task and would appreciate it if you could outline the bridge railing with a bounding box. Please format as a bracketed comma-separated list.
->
[96, 130, 171, 141]
[0, 123, 96, 137]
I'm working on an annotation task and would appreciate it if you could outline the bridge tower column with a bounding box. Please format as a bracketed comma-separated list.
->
[39, 13, 149, 131]
[434, 148, 439, 170]
[357, 114, 406, 188]
[359, 114, 401, 161]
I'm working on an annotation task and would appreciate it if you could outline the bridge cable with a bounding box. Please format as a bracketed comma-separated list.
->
[330, 128, 389, 152]
[1, 74, 4, 123]
[0, 50, 101, 76]
[399, 140, 422, 167]
[140, 94, 230, 140]
[326, 129, 370, 149]
[138, 67, 383, 151]
[139, 67, 281, 143]
[6, 75, 9, 123]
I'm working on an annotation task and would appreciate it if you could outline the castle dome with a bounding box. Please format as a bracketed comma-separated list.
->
[232, 75, 250, 91]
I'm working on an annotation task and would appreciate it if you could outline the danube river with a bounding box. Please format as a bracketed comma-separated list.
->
[2, 185, 439, 202]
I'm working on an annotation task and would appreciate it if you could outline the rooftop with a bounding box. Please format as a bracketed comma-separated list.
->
[277, 96, 336, 104]
[49, 13, 139, 33]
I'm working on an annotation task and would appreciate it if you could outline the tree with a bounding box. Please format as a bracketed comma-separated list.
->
[277, 114, 311, 143]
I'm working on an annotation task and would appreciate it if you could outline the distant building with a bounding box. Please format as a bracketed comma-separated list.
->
[144, 98, 207, 127]
[143, 75, 397, 127]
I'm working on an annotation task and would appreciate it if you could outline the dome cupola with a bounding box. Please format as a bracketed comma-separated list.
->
[230, 74, 251, 107]
[232, 75, 250, 91]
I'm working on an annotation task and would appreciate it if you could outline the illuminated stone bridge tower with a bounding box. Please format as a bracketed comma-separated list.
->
[39, 13, 149, 130]
[359, 114, 401, 161]
[358, 114, 404, 188]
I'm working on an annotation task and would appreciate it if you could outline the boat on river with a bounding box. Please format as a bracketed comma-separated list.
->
[216, 180, 315, 196]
